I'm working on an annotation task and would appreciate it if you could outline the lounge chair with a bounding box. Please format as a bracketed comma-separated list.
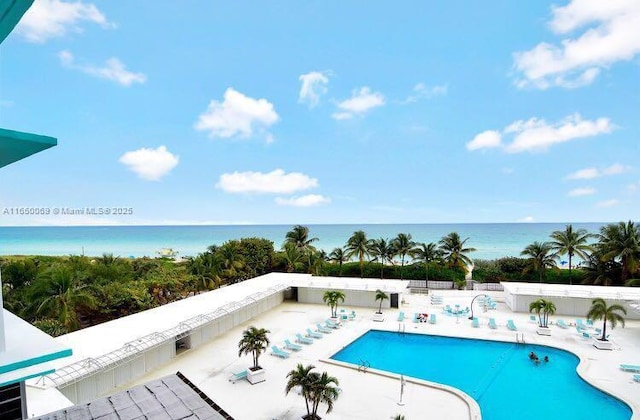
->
[633, 374, 640, 383]
[413, 313, 420, 323]
[285, 339, 303, 352]
[507, 320, 517, 331]
[397, 311, 405, 322]
[619, 364, 640, 372]
[271, 346, 290, 359]
[429, 314, 436, 324]
[228, 369, 248, 383]
[556, 319, 569, 329]
[581, 331, 591, 339]
[326, 320, 340, 329]
[576, 319, 588, 329]
[529, 315, 537, 323]
[348, 310, 356, 320]
[586, 319, 594, 327]
[296, 333, 314, 345]
[488, 318, 497, 329]
[317, 323, 332, 334]
[306, 328, 323, 339]
[471, 317, 480, 328]
[487, 302, 497, 310]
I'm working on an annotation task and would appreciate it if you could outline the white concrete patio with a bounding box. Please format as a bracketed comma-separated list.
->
[96, 290, 640, 420]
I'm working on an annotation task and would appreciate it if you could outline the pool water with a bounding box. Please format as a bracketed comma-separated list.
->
[331, 330, 632, 420]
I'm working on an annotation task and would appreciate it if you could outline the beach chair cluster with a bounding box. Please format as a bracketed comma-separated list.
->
[619, 365, 640, 383]
[443, 305, 470, 316]
[413, 312, 436, 324]
[575, 318, 596, 339]
[482, 296, 497, 310]
[267, 314, 355, 361]
[430, 295, 443, 305]
[485, 317, 516, 330]
[556, 319, 569, 329]
[338, 308, 356, 322]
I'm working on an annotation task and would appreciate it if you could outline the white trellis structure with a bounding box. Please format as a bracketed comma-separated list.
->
[34, 284, 287, 404]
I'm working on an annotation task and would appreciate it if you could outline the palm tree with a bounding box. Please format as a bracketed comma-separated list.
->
[521, 241, 557, 283]
[283, 242, 304, 273]
[528, 298, 556, 328]
[285, 225, 318, 251]
[375, 289, 389, 314]
[285, 364, 316, 417]
[323, 290, 345, 318]
[368, 238, 393, 279]
[218, 242, 245, 281]
[586, 298, 626, 341]
[27, 265, 96, 331]
[309, 371, 340, 419]
[392, 233, 416, 280]
[411, 242, 441, 282]
[345, 230, 369, 278]
[286, 364, 340, 420]
[187, 253, 222, 293]
[550, 225, 594, 282]
[238, 326, 270, 370]
[307, 250, 326, 276]
[328, 247, 348, 277]
[439, 232, 476, 272]
[597, 221, 640, 282]
[581, 250, 619, 286]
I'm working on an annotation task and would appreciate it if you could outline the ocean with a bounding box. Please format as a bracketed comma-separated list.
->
[0, 223, 606, 261]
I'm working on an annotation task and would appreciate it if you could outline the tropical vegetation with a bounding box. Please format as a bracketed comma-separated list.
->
[285, 363, 340, 420]
[586, 298, 626, 341]
[322, 290, 345, 318]
[238, 326, 270, 370]
[528, 298, 556, 328]
[374, 289, 389, 314]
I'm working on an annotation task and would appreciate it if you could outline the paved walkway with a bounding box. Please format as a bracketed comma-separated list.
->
[112, 290, 640, 420]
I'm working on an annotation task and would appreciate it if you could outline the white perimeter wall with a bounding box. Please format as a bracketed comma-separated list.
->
[504, 290, 640, 320]
[297, 287, 398, 310]
[58, 291, 284, 404]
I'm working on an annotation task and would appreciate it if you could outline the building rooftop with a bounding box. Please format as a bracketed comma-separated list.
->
[501, 282, 640, 301]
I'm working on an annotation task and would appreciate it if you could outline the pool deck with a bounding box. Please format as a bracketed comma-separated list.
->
[81, 289, 638, 420]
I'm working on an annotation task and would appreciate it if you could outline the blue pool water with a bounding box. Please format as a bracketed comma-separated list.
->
[331, 330, 632, 420]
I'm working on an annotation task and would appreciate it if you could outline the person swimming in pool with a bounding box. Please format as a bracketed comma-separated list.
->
[529, 351, 537, 360]
[544, 356, 549, 363]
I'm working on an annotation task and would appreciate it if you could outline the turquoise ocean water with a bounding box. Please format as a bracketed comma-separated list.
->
[0, 223, 605, 259]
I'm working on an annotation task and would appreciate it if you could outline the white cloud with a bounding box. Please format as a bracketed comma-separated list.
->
[517, 216, 535, 222]
[16, 0, 112, 43]
[119, 146, 179, 181]
[513, 0, 640, 89]
[469, 114, 613, 153]
[597, 199, 619, 207]
[58, 50, 146, 86]
[566, 163, 630, 179]
[216, 169, 318, 194]
[466, 130, 502, 151]
[401, 83, 448, 103]
[298, 71, 329, 107]
[502, 167, 515, 174]
[275, 194, 331, 207]
[568, 187, 596, 196]
[332, 87, 385, 120]
[195, 88, 279, 140]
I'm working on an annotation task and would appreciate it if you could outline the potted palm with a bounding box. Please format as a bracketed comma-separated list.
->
[529, 298, 556, 336]
[238, 326, 270, 384]
[587, 298, 626, 350]
[373, 289, 388, 322]
[322, 290, 346, 319]
[286, 363, 340, 420]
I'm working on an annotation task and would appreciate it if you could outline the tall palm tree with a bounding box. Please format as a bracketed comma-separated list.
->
[550, 224, 594, 282]
[27, 265, 96, 331]
[439, 232, 476, 272]
[309, 371, 340, 419]
[187, 253, 222, 293]
[283, 242, 304, 273]
[586, 298, 626, 341]
[581, 250, 619, 286]
[323, 290, 346, 318]
[369, 238, 393, 279]
[285, 225, 318, 251]
[218, 242, 245, 281]
[528, 298, 556, 328]
[345, 230, 369, 278]
[392, 233, 416, 280]
[285, 363, 316, 417]
[411, 242, 442, 281]
[238, 326, 270, 370]
[521, 241, 557, 283]
[597, 221, 640, 282]
[328, 247, 348, 277]
[375, 289, 389, 314]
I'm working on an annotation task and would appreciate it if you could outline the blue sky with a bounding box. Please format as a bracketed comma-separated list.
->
[1, 0, 638, 226]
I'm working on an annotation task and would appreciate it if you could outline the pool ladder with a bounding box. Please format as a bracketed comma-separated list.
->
[398, 323, 406, 335]
[515, 333, 525, 344]
[357, 359, 371, 373]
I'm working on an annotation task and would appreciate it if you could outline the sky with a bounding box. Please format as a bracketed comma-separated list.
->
[0, 0, 638, 226]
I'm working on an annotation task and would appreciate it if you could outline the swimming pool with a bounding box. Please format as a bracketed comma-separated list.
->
[331, 330, 632, 420]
